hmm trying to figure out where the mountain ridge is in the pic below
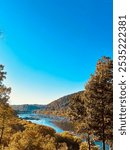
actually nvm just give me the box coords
[11,104,46,113]
[36,91,84,116]
[11,91,84,116]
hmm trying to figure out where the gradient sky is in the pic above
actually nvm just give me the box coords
[0,0,113,105]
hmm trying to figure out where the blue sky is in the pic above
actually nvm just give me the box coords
[0,0,113,104]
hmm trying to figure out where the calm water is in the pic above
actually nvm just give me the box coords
[18,113,110,150]
[18,113,63,133]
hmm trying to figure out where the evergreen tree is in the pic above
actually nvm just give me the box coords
[0,65,12,147]
[0,65,11,104]
[84,57,113,150]
[68,92,93,150]
[69,56,113,150]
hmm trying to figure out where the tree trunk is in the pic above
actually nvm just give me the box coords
[0,115,5,146]
[87,134,91,150]
[102,112,105,150]
[0,127,4,145]
[103,139,105,150]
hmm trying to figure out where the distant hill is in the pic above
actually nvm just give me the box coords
[11,91,84,115]
[36,91,84,116]
[11,104,46,113]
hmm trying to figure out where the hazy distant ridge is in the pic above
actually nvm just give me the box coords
[11,104,46,113]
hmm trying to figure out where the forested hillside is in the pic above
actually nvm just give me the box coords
[36,91,84,116]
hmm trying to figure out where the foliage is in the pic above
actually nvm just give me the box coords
[24,123,56,137]
[0,59,113,150]
[69,57,113,150]
[80,142,89,150]
[6,131,56,150]
[36,91,84,117]
[56,131,81,150]
[0,65,16,148]
[80,142,99,150]
[85,56,113,150]
[0,65,11,104]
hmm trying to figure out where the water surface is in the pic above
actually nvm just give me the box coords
[18,113,63,133]
[18,113,110,150]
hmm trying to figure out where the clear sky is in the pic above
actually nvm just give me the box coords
[0,0,112,105]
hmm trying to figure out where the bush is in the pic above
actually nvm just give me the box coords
[80,142,89,150]
[56,131,81,150]
[6,130,57,150]
[80,142,99,150]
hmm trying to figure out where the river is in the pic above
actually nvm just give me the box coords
[18,113,110,150]
[18,113,64,133]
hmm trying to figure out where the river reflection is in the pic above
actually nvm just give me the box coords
[18,113,64,133]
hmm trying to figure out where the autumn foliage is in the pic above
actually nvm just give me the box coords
[0,57,112,150]
[0,64,100,150]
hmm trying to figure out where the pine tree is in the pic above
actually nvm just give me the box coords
[0,65,11,104]
[0,65,12,147]
[68,92,94,150]
[84,57,113,150]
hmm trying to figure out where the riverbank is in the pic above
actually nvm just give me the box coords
[18,113,111,150]
[50,119,75,132]
[18,113,64,133]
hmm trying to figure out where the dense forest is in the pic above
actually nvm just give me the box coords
[0,56,113,150]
